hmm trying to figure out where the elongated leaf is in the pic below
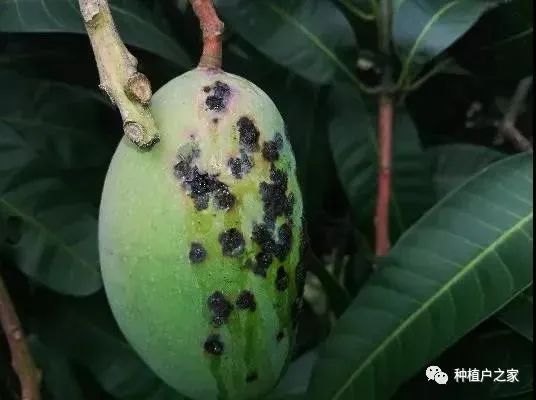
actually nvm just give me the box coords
[139,386,187,400]
[268,351,317,400]
[393,0,501,83]
[497,287,533,341]
[0,0,192,67]
[307,153,533,400]
[36,295,168,399]
[216,0,357,84]
[28,336,85,400]
[392,327,533,399]
[0,72,112,295]
[428,144,505,198]
[329,84,435,240]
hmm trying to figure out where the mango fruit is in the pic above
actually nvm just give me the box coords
[98,68,305,400]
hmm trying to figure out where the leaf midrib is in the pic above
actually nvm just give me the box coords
[397,0,463,85]
[330,212,532,399]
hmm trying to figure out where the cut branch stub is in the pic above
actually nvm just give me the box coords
[78,0,160,149]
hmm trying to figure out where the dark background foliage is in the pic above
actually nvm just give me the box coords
[0,0,533,399]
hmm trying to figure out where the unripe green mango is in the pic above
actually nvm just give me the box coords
[99,68,305,400]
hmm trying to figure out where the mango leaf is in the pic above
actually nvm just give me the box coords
[307,153,533,400]
[0,72,113,295]
[428,144,506,198]
[267,351,317,400]
[36,294,168,399]
[393,0,501,84]
[392,326,533,399]
[28,336,85,400]
[216,0,357,84]
[139,386,187,400]
[0,0,192,67]
[329,83,435,241]
[497,287,533,342]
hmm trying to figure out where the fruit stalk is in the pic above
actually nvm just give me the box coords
[374,0,394,258]
[78,0,159,149]
[0,272,41,400]
[190,0,224,69]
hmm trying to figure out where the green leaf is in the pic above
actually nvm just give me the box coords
[0,0,192,67]
[28,335,85,400]
[497,287,533,342]
[392,326,533,399]
[329,84,435,240]
[36,294,166,399]
[268,351,318,400]
[393,0,501,84]
[309,255,352,317]
[428,144,506,198]
[140,385,187,400]
[307,153,533,400]
[216,0,357,84]
[0,72,112,295]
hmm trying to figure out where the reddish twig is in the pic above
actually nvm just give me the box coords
[375,94,394,256]
[374,0,394,258]
[0,273,41,400]
[190,0,224,69]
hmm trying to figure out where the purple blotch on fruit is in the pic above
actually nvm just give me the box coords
[237,117,260,152]
[205,81,231,111]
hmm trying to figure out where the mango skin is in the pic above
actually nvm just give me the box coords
[98,68,304,400]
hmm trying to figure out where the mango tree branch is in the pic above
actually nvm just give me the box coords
[190,0,224,69]
[497,76,533,152]
[78,0,159,149]
[0,273,41,400]
[374,0,394,258]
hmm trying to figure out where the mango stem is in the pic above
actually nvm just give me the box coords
[78,0,160,149]
[191,0,224,69]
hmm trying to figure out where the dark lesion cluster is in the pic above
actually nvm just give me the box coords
[226,116,260,180]
[192,113,301,375]
[228,149,253,179]
[235,290,257,311]
[203,81,231,112]
[262,132,283,162]
[173,145,236,212]
[219,228,245,257]
[259,167,295,228]
[246,163,296,286]
[203,288,262,384]
[237,117,260,152]
[207,291,234,327]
